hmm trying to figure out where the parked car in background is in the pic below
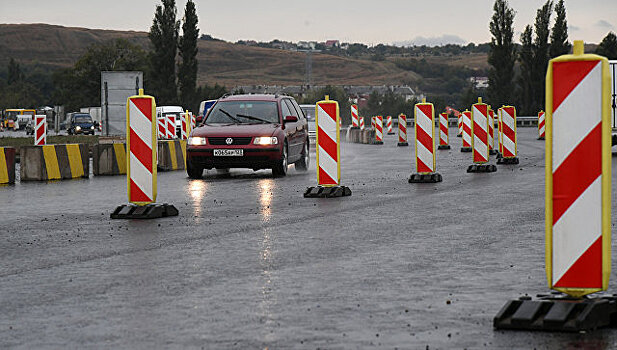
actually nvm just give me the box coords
[186,94,310,178]
[197,100,217,124]
[67,113,96,135]
[157,106,184,137]
[299,104,316,141]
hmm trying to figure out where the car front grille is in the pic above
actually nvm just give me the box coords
[208,137,253,145]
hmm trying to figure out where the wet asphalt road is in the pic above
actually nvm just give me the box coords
[2,127,617,349]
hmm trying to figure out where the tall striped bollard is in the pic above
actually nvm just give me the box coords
[304,95,351,198]
[386,115,394,135]
[166,114,176,139]
[351,104,359,127]
[457,112,463,137]
[494,40,613,332]
[497,106,519,164]
[497,107,504,158]
[181,112,190,140]
[438,112,450,150]
[467,98,496,173]
[538,110,546,140]
[397,114,408,146]
[111,89,178,219]
[460,110,472,152]
[488,108,497,155]
[409,99,442,183]
[359,117,365,130]
[374,116,384,144]
[157,116,166,139]
[34,115,46,146]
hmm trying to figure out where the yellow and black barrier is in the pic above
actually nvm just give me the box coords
[93,143,127,176]
[21,144,89,181]
[157,140,186,171]
[0,147,16,184]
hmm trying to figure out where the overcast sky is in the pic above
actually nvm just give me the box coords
[1,0,615,45]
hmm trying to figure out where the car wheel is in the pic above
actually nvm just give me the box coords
[294,140,309,172]
[187,161,203,179]
[272,142,288,177]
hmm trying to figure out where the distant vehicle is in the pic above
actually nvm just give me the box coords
[299,104,316,141]
[3,109,35,130]
[186,94,310,178]
[157,106,184,137]
[197,99,217,124]
[67,113,96,135]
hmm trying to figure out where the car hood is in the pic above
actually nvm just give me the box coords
[74,122,94,128]
[192,123,278,137]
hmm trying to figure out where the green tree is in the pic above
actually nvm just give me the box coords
[487,0,517,108]
[7,58,23,85]
[531,0,553,113]
[549,0,571,58]
[517,25,534,115]
[178,0,199,110]
[52,39,147,112]
[596,32,617,59]
[149,0,180,105]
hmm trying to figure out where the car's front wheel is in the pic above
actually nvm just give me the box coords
[272,142,288,177]
[187,160,203,179]
[294,140,309,171]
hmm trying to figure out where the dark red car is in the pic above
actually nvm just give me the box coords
[186,94,310,178]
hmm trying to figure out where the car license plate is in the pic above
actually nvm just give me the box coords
[213,149,243,156]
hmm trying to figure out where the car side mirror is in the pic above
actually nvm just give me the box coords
[284,115,298,123]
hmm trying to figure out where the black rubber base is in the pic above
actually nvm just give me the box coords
[397,142,408,147]
[496,152,503,159]
[304,185,352,198]
[497,157,519,165]
[467,164,497,173]
[460,147,472,153]
[373,141,384,145]
[111,203,179,219]
[387,132,395,135]
[457,134,462,137]
[538,136,545,140]
[494,293,617,332]
[438,144,451,150]
[409,173,443,183]
[489,149,497,155]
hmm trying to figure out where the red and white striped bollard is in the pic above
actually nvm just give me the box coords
[398,113,408,146]
[409,99,442,183]
[438,112,450,150]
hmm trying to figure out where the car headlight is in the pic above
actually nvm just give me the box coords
[188,136,207,146]
[75,126,81,131]
[253,136,278,145]
[91,126,95,129]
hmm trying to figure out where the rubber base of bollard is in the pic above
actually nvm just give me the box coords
[111,203,179,219]
[304,185,352,198]
[397,142,409,147]
[467,164,497,173]
[387,132,395,135]
[408,173,443,183]
[489,149,497,155]
[373,141,384,145]
[457,134,462,137]
[494,293,617,332]
[460,147,472,153]
[497,157,519,165]
[496,152,503,159]
[438,145,451,150]
[538,136,545,140]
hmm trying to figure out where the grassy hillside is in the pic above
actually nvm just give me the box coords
[0,24,422,86]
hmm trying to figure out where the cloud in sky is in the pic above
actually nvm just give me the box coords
[595,20,614,29]
[393,35,467,47]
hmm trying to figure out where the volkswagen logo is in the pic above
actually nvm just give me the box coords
[225,137,233,145]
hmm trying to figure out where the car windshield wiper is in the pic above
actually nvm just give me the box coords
[219,109,242,124]
[236,114,271,124]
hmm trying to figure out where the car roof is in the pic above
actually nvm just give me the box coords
[220,94,287,102]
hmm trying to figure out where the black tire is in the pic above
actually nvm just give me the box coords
[187,161,203,179]
[294,140,309,171]
[272,142,288,177]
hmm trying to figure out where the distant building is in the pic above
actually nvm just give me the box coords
[324,40,340,48]
[469,77,489,89]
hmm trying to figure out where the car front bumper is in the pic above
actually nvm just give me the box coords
[187,146,282,170]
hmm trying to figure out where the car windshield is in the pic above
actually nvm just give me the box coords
[301,107,314,120]
[206,101,279,124]
[74,115,92,123]
[162,112,180,119]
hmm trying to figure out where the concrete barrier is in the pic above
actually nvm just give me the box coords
[0,147,16,184]
[158,140,186,171]
[21,144,89,181]
[93,143,127,176]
